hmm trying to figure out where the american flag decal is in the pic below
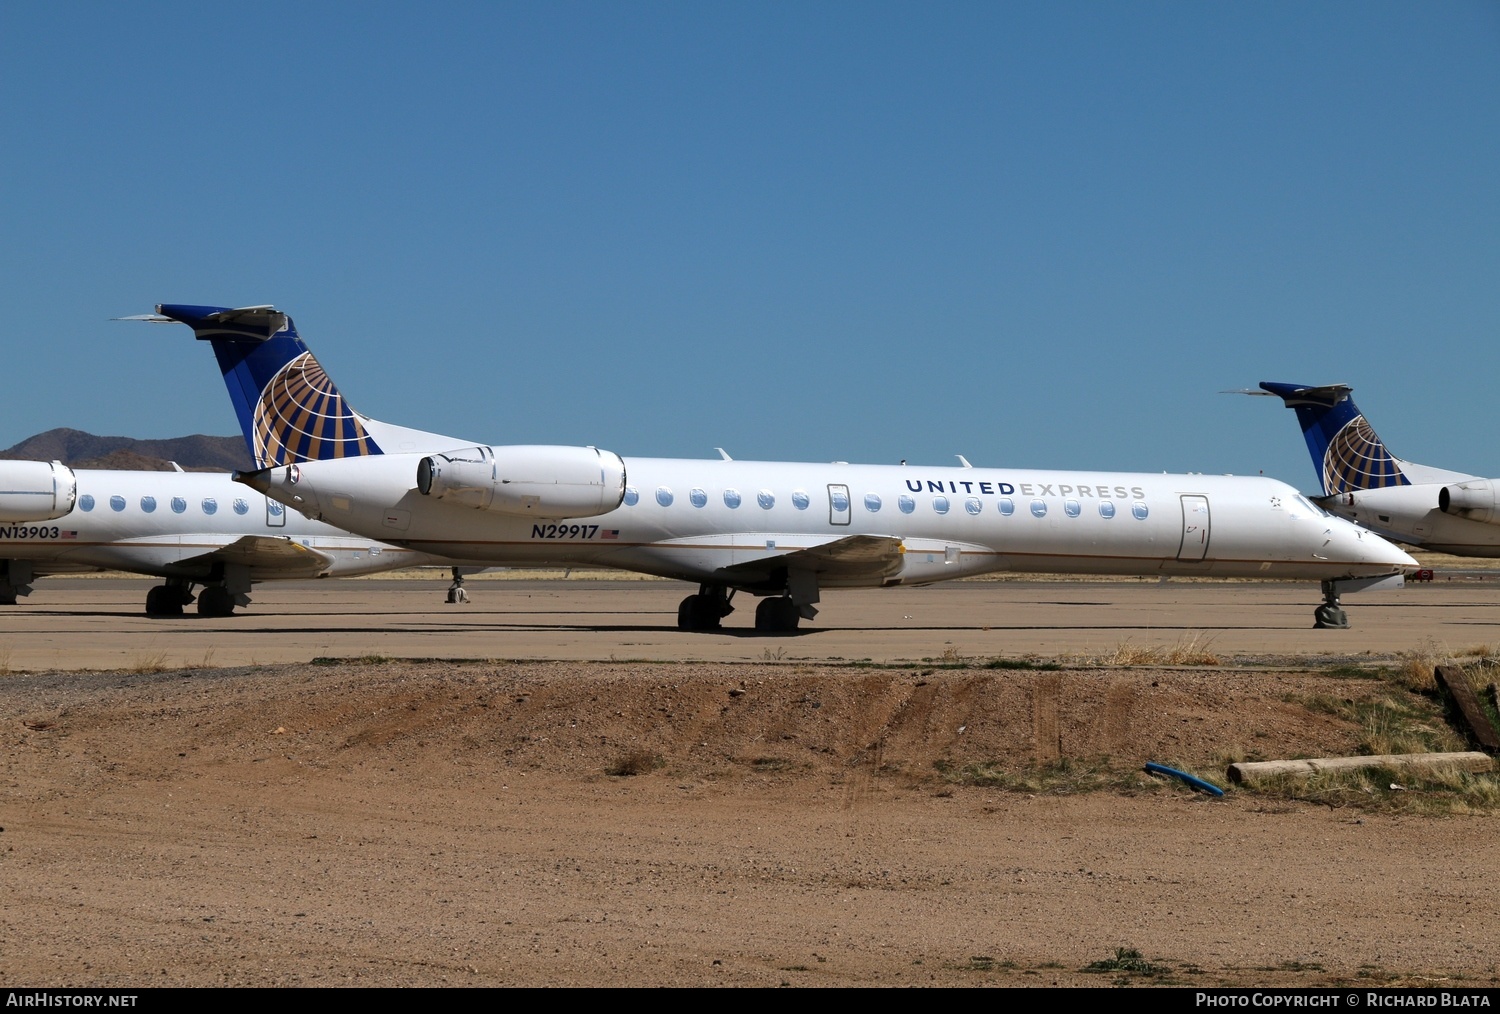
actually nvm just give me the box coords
[601,529,619,540]
[61,530,76,539]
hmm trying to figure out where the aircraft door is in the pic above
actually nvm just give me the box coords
[266,497,286,528]
[828,484,851,526]
[1177,495,1210,561]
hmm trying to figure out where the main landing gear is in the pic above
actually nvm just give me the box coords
[754,596,801,633]
[1314,579,1350,629]
[145,580,195,617]
[145,566,252,618]
[677,584,735,631]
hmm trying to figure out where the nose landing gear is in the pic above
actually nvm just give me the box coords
[1314,579,1350,629]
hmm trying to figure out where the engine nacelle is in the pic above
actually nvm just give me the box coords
[1439,479,1500,525]
[416,444,626,519]
[0,460,77,521]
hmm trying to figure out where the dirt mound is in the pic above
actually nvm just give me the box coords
[6,659,1497,987]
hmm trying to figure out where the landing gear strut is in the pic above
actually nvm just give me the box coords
[446,568,469,604]
[1314,579,1349,629]
[677,584,734,631]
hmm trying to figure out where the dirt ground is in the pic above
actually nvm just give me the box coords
[5,646,1499,987]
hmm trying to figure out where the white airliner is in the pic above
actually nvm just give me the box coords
[0,457,444,615]
[1256,381,1500,557]
[153,304,1415,631]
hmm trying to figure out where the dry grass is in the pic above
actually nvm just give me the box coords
[1393,638,1446,692]
[128,649,170,674]
[1078,633,1221,667]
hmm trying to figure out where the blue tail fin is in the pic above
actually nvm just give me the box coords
[157,304,383,468]
[1258,382,1409,495]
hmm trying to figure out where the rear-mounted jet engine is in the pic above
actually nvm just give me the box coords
[416,444,626,519]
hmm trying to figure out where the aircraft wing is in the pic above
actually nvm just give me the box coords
[717,534,905,585]
[171,535,334,579]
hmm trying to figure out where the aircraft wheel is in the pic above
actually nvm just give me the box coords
[676,594,722,631]
[145,584,184,617]
[754,596,800,633]
[197,586,236,618]
[1313,604,1348,629]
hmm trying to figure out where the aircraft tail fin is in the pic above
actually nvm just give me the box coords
[155,304,384,468]
[1257,382,1410,495]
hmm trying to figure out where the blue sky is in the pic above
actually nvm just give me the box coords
[2,2,1497,488]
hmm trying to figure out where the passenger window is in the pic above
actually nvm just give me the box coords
[724,488,742,509]
[202,498,218,515]
[1132,502,1150,520]
[623,487,639,507]
[1099,500,1116,519]
[268,501,284,517]
[932,496,950,515]
[655,487,674,507]
[864,492,881,512]
[830,488,849,511]
[1064,499,1081,517]
[79,494,95,512]
[140,496,156,513]
[689,488,708,508]
[898,495,915,514]
[757,490,775,510]
[171,497,187,514]
[109,495,126,512]
[965,497,982,515]
[233,498,249,515]
[998,498,1014,516]
[792,490,810,510]
[1030,499,1047,518]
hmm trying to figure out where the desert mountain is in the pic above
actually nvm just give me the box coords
[0,428,250,472]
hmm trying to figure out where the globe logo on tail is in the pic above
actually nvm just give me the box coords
[252,353,382,466]
[1321,415,1407,494]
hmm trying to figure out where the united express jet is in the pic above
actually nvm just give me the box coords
[1258,381,1500,557]
[0,458,448,615]
[155,305,1414,631]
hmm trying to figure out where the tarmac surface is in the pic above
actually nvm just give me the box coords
[2,574,1499,669]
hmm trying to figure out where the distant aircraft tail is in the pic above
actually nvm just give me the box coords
[1257,382,1410,495]
[154,304,383,468]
